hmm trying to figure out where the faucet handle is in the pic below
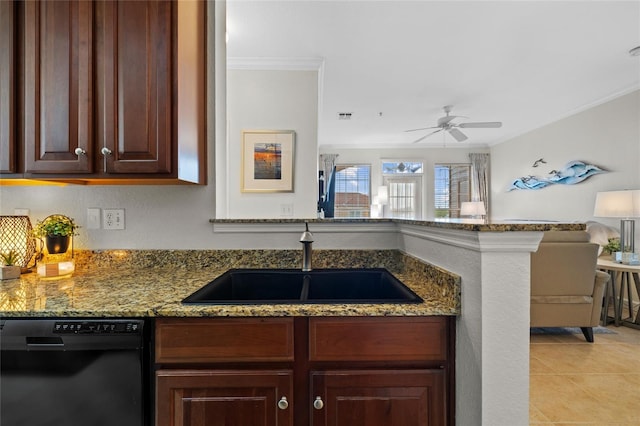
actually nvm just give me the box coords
[300,222,314,243]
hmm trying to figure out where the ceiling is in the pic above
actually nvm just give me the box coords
[226,1,640,149]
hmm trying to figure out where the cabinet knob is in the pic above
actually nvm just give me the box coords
[74,148,86,156]
[313,396,324,410]
[101,147,112,156]
[277,396,289,410]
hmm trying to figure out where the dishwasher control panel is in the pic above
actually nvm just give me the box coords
[53,321,141,334]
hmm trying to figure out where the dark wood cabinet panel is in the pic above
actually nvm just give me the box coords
[0,1,17,174]
[155,318,295,364]
[309,317,448,361]
[156,369,294,426]
[95,0,172,175]
[311,369,446,426]
[22,0,93,174]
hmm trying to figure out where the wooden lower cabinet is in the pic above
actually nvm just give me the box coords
[310,370,445,426]
[154,317,453,426]
[156,370,293,426]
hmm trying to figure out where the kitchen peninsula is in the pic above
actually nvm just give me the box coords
[1,219,582,425]
[208,218,583,426]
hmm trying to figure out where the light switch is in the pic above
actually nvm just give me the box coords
[87,208,101,229]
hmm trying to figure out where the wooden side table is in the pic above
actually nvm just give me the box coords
[597,257,640,329]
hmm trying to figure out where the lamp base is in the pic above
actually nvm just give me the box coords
[620,219,635,253]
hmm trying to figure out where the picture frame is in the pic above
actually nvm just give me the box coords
[241,130,295,192]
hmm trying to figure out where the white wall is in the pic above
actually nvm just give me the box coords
[320,146,489,219]
[224,69,319,219]
[491,90,640,238]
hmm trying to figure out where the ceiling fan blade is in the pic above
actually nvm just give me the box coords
[405,126,439,133]
[458,121,502,128]
[448,128,468,142]
[412,129,443,143]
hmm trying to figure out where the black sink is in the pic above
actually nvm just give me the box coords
[182,268,423,305]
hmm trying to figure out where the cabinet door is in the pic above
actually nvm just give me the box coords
[311,370,446,426]
[156,369,294,426]
[22,0,93,174]
[0,1,16,174]
[96,0,172,175]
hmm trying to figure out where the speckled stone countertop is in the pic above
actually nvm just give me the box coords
[0,250,460,318]
[210,217,585,232]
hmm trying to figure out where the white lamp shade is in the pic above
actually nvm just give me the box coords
[460,201,486,216]
[594,190,640,218]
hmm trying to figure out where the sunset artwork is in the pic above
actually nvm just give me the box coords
[242,130,294,192]
[253,143,282,180]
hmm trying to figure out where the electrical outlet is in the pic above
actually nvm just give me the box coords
[103,209,125,230]
[87,208,101,229]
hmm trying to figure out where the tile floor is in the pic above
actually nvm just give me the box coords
[530,323,640,425]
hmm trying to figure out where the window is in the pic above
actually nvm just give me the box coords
[382,161,423,219]
[434,164,471,218]
[382,161,423,174]
[334,164,371,218]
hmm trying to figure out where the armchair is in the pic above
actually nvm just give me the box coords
[530,231,610,342]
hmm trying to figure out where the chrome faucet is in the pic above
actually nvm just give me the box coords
[300,222,314,271]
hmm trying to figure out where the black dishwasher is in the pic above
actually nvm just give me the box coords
[0,318,148,426]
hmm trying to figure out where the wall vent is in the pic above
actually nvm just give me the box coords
[337,112,353,120]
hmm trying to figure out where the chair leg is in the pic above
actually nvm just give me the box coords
[580,327,594,343]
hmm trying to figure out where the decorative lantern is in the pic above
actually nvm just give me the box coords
[0,216,37,270]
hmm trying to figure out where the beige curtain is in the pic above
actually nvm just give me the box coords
[469,153,490,217]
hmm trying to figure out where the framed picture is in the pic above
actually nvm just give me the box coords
[241,130,295,192]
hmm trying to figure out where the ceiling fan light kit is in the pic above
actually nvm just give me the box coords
[405,105,502,143]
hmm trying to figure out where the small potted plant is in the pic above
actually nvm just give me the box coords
[1,250,21,280]
[33,214,79,254]
[603,237,621,262]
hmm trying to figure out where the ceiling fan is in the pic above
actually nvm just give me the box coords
[405,105,502,143]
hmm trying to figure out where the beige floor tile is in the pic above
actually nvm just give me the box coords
[531,344,638,374]
[529,403,551,423]
[530,356,555,374]
[530,325,640,424]
[565,374,640,422]
[530,375,619,423]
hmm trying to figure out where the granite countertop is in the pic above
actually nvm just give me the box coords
[211,217,585,232]
[0,249,460,318]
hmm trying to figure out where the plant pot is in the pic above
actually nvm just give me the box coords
[46,235,70,254]
[0,265,21,280]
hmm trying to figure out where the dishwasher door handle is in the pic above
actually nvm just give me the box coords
[26,336,65,348]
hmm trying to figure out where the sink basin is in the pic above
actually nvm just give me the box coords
[182,268,423,305]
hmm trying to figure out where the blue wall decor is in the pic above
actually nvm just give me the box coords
[508,160,607,191]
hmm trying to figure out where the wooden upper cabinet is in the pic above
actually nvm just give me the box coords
[15,0,206,183]
[22,0,93,174]
[95,0,172,175]
[0,1,17,174]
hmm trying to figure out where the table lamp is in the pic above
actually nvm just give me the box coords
[460,201,487,220]
[594,190,640,257]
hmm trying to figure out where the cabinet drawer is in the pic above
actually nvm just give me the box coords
[309,317,447,362]
[156,318,294,363]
